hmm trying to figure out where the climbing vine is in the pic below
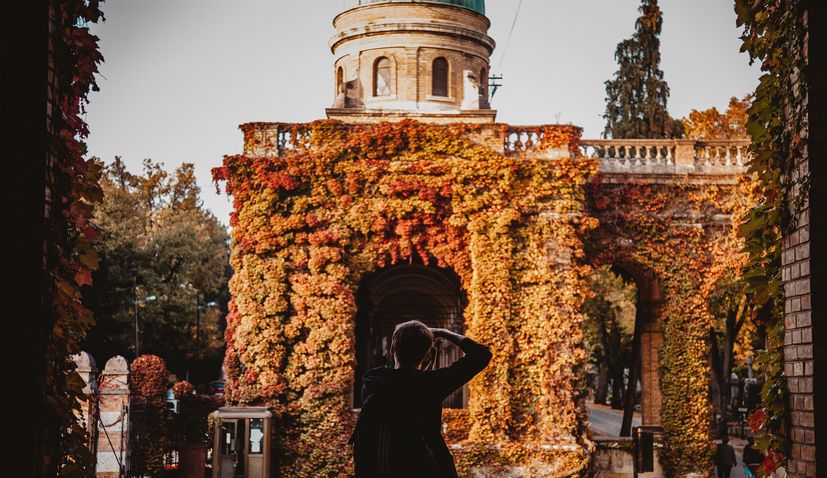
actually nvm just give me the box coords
[735,0,808,473]
[586,176,757,476]
[214,119,596,476]
[43,1,105,477]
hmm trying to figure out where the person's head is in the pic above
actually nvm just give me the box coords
[746,437,754,446]
[391,320,434,370]
[721,436,729,444]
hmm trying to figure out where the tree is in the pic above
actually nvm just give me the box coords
[82,158,231,381]
[682,95,751,140]
[583,266,637,409]
[707,274,762,438]
[603,0,683,139]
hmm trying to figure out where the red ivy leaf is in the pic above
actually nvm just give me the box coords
[74,267,93,287]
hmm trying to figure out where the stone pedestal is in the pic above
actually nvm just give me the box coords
[96,356,130,478]
[71,351,99,450]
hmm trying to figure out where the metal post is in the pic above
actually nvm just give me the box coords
[133,277,140,358]
[195,293,200,388]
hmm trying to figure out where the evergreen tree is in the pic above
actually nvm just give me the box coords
[603,0,682,139]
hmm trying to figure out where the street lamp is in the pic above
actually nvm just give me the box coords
[133,277,156,358]
[195,298,217,388]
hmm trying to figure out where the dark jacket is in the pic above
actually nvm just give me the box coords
[714,442,737,467]
[355,337,492,478]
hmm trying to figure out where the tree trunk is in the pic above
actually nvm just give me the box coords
[620,312,642,436]
[610,367,625,409]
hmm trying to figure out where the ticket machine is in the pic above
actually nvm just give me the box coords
[211,407,272,478]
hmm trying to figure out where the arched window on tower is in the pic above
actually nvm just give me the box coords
[432,57,449,97]
[337,66,345,96]
[373,57,392,97]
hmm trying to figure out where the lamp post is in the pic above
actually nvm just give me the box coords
[133,277,156,358]
[195,296,217,388]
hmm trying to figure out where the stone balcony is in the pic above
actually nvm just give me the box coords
[239,122,750,183]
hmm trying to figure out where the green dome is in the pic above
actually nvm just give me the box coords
[427,0,485,14]
[352,0,485,15]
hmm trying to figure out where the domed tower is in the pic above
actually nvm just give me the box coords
[327,0,496,124]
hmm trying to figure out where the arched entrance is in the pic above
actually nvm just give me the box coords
[585,264,663,436]
[353,264,467,408]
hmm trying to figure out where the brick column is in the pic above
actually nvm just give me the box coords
[96,356,130,478]
[782,4,825,474]
[640,320,663,426]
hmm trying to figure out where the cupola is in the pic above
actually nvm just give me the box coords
[327,0,497,124]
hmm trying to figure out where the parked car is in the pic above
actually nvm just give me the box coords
[206,380,225,398]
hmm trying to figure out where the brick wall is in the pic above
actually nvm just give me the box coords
[783,4,824,475]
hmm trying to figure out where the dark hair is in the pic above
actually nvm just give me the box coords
[391,320,434,369]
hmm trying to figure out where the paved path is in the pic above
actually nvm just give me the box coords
[586,401,641,436]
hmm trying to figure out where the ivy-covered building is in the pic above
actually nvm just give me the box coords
[214,1,767,476]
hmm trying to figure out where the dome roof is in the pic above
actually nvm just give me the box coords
[346,0,485,15]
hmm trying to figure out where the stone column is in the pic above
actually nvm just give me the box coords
[71,351,99,451]
[96,356,130,478]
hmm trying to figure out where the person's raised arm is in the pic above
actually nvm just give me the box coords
[425,328,492,402]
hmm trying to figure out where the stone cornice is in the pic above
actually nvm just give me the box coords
[329,21,496,54]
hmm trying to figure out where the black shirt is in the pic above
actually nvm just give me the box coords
[358,337,492,478]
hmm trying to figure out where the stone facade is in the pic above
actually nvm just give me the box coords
[327,1,496,123]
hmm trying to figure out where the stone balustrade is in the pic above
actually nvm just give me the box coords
[580,138,750,175]
[239,123,751,178]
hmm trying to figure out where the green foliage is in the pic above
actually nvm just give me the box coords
[735,0,807,472]
[582,266,636,407]
[603,0,682,139]
[82,158,231,379]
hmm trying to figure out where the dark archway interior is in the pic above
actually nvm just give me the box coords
[353,263,467,408]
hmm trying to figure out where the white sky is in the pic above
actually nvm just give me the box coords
[86,0,760,225]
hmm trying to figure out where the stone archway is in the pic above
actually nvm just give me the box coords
[353,263,467,408]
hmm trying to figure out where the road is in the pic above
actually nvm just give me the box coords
[586,401,641,436]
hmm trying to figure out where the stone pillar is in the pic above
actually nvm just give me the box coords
[674,140,697,173]
[461,70,481,110]
[71,351,99,451]
[96,356,130,478]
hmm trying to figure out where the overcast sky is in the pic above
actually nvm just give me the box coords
[85,0,760,225]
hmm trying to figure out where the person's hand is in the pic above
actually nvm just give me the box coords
[429,327,451,338]
[429,327,464,345]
